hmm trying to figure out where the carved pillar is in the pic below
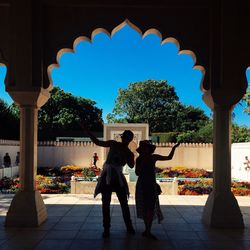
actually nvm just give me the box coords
[5,90,49,227]
[201,0,247,229]
[202,104,244,228]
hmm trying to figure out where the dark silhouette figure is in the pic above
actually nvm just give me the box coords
[15,152,20,166]
[92,152,99,167]
[135,140,180,240]
[3,153,11,168]
[244,156,250,170]
[81,124,135,238]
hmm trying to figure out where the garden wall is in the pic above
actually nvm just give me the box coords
[0,140,213,170]
[154,143,213,170]
[0,166,19,178]
[231,142,250,181]
[38,142,103,168]
[1,140,249,176]
[36,142,213,170]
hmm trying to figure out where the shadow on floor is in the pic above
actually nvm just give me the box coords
[1,198,250,249]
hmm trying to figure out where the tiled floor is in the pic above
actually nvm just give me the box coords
[1,194,250,249]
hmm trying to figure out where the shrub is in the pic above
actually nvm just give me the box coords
[151,132,179,143]
[232,124,250,143]
[82,167,96,177]
[196,122,213,143]
[176,122,213,143]
[10,178,20,193]
[0,177,13,190]
[177,131,197,143]
[37,167,61,176]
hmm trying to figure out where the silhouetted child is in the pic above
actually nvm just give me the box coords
[93,152,99,167]
[135,140,180,240]
[15,152,20,166]
[244,156,250,170]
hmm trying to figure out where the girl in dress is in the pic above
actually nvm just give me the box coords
[135,140,180,240]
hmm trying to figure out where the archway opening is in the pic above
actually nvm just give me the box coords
[47,21,209,143]
[43,21,217,184]
[49,21,206,118]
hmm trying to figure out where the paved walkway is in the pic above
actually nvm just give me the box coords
[1,194,250,250]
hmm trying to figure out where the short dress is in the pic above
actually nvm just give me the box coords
[135,156,164,223]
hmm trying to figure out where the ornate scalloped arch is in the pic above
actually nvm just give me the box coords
[48,19,206,92]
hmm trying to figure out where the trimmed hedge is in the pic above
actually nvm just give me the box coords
[151,132,179,143]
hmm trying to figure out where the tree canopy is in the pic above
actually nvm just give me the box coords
[0,99,19,139]
[1,83,248,143]
[9,87,103,140]
[39,87,103,139]
[243,87,250,114]
[107,80,209,133]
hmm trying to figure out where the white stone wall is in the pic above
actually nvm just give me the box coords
[0,166,19,178]
[37,142,213,169]
[231,143,250,181]
[154,143,213,170]
[0,140,213,169]
[1,140,250,177]
[38,142,103,168]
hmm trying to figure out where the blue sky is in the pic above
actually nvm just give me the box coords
[0,24,249,126]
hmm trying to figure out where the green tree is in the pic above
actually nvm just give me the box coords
[8,87,103,140]
[177,121,213,143]
[243,87,250,114]
[177,131,198,143]
[175,105,209,132]
[0,99,19,139]
[232,124,250,142]
[38,87,103,140]
[107,79,209,133]
[176,122,250,143]
[197,122,213,142]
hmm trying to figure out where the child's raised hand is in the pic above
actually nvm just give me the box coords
[173,142,180,148]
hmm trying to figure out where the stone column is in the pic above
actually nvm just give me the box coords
[5,90,49,227]
[202,105,244,228]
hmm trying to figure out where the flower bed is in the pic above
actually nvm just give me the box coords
[0,175,70,194]
[36,175,70,194]
[38,165,101,178]
[2,166,250,196]
[0,166,101,194]
[155,167,250,196]
[60,165,84,175]
[156,166,212,178]
[178,179,213,195]
[178,179,250,196]
[37,167,61,176]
